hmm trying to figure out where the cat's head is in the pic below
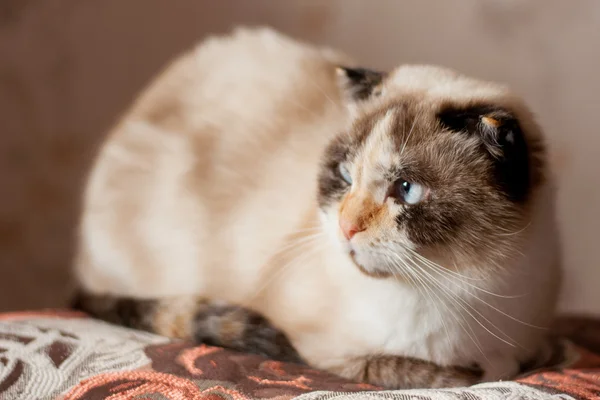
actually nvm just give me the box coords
[317,65,546,279]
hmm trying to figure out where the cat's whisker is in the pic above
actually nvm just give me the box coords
[405,256,522,349]
[399,110,420,156]
[461,288,545,330]
[279,228,324,243]
[431,290,490,363]
[247,238,326,303]
[287,226,323,234]
[388,242,483,281]
[402,246,487,282]
[385,243,539,336]
[385,254,421,291]
[381,249,484,358]
[414,270,516,352]
[403,255,488,362]
[495,221,532,236]
[398,257,454,349]
[407,248,517,297]
[284,230,324,241]
[264,236,326,289]
[272,232,325,257]
[381,250,454,350]
[405,248,542,329]
[378,253,436,345]
[284,97,330,120]
[383,245,518,349]
[250,232,325,301]
[381,253,429,308]
[386,244,503,298]
[428,264,527,300]
[305,78,343,111]
[405,248,527,300]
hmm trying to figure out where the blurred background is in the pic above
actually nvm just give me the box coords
[0,0,598,313]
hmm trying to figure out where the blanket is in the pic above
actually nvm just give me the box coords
[1,310,599,399]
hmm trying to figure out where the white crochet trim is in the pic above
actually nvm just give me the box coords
[293,381,575,400]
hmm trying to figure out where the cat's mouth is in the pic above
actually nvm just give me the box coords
[348,249,391,279]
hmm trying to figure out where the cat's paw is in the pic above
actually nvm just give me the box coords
[192,302,304,364]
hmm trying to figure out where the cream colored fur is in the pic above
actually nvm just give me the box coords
[75,27,560,382]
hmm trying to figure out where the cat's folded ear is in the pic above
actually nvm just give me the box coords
[438,104,544,202]
[438,105,524,157]
[336,66,385,103]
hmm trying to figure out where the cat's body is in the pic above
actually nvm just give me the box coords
[74,28,561,389]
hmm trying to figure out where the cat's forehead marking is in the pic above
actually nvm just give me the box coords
[360,108,397,178]
[352,108,402,203]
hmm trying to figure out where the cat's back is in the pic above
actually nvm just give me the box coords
[76,28,350,299]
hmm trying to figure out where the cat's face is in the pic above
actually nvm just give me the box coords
[317,65,545,278]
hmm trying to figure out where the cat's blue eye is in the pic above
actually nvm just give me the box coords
[395,180,426,205]
[338,162,352,184]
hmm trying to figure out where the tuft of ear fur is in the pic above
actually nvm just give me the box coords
[438,105,537,203]
[336,66,385,102]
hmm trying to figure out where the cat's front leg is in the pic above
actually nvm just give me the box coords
[329,355,483,389]
[191,302,304,364]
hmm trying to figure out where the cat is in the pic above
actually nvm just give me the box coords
[72,27,561,389]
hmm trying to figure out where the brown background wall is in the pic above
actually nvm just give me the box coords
[1,0,598,313]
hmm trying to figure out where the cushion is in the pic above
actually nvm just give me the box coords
[1,310,599,399]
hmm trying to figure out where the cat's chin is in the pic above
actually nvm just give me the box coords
[347,249,392,279]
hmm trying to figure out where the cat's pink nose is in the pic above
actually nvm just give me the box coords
[340,218,365,240]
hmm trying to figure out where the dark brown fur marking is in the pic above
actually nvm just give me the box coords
[438,103,544,203]
[360,355,483,389]
[191,302,303,363]
[71,291,303,364]
[71,291,156,331]
[338,67,385,101]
